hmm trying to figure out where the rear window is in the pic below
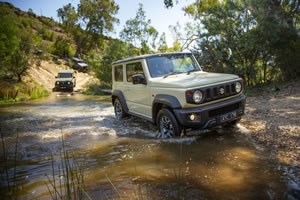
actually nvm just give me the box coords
[114,65,123,82]
[126,62,144,82]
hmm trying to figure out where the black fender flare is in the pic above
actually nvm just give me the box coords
[112,90,129,113]
[152,94,182,123]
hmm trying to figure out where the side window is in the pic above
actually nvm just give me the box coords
[114,65,123,82]
[126,62,145,82]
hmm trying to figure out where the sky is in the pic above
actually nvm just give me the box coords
[3,0,194,46]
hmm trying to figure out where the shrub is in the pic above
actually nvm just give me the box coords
[51,36,75,59]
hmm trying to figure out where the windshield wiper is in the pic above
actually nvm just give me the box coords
[163,71,183,78]
[186,69,199,75]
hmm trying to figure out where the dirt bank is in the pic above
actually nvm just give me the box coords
[240,80,300,165]
[24,59,94,92]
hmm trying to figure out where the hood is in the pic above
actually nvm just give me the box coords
[150,71,239,88]
[56,78,72,82]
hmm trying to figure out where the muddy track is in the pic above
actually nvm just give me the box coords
[24,59,94,92]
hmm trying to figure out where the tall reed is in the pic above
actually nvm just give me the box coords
[45,129,90,200]
[0,127,20,199]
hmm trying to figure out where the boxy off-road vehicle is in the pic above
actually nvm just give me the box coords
[54,70,76,92]
[112,53,246,138]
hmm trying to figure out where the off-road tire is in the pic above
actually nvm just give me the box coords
[114,98,127,120]
[157,108,182,138]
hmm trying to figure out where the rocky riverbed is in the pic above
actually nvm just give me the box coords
[241,80,300,165]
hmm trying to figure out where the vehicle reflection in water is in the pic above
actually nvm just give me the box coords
[0,94,298,199]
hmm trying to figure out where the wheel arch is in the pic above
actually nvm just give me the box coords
[112,90,129,113]
[152,94,182,124]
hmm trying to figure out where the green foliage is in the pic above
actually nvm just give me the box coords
[57,3,78,31]
[51,36,75,58]
[0,5,33,81]
[0,80,49,103]
[88,39,138,87]
[40,17,56,28]
[120,3,158,54]
[57,0,120,56]
[0,7,19,78]
[27,8,35,16]
[79,0,119,34]
[157,32,168,53]
[178,0,300,85]
[42,30,54,41]
[164,0,178,8]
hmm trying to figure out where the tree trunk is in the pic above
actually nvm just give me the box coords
[17,74,22,82]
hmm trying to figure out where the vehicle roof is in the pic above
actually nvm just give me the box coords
[78,63,88,67]
[72,57,84,62]
[58,70,74,73]
[112,52,193,64]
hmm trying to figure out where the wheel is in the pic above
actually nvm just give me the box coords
[157,108,182,138]
[114,98,127,120]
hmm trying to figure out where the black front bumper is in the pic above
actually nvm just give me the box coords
[55,84,73,90]
[173,94,246,129]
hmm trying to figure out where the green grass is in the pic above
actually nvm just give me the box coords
[44,129,91,200]
[82,83,111,96]
[0,81,49,104]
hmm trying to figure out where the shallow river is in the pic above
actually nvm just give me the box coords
[0,93,299,199]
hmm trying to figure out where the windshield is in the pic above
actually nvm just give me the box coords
[146,54,201,78]
[58,73,72,78]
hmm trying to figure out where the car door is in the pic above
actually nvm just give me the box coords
[124,61,151,118]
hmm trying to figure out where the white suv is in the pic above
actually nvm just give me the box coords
[112,53,245,138]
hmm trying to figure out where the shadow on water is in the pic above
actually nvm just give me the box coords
[0,94,299,199]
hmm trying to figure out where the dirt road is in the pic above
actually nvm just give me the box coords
[24,59,94,92]
[241,80,300,165]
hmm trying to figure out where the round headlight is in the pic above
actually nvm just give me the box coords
[68,82,71,85]
[56,82,59,85]
[236,82,242,93]
[193,90,203,103]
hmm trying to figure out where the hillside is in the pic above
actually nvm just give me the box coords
[24,59,94,92]
[0,2,105,102]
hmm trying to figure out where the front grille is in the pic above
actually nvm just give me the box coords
[205,82,236,101]
[208,103,239,118]
[57,81,71,85]
[186,81,242,104]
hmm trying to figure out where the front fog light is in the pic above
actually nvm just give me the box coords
[193,90,203,103]
[190,114,196,121]
[235,82,242,93]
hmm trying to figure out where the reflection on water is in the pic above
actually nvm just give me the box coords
[0,94,299,199]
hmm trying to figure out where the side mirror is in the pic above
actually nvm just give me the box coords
[73,76,75,78]
[55,76,57,78]
[132,74,146,85]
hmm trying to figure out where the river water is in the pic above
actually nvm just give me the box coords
[0,93,299,199]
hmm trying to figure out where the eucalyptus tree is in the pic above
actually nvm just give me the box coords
[57,0,119,56]
[157,32,168,53]
[120,4,158,55]
[171,0,299,84]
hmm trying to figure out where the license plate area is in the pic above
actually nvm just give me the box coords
[220,111,237,123]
